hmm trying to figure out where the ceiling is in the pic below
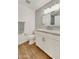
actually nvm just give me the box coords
[18,0,52,10]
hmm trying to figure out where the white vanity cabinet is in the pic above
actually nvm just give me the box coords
[35,30,60,59]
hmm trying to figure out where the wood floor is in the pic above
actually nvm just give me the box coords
[18,41,52,59]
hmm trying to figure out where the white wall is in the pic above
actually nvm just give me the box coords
[18,4,35,44]
[19,4,35,34]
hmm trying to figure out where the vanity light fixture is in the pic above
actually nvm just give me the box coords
[44,3,60,14]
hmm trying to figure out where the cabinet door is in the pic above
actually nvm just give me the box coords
[44,38,60,59]
[41,33,60,59]
[35,31,60,59]
[35,32,45,48]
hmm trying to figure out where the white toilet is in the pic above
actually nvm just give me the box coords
[27,34,35,45]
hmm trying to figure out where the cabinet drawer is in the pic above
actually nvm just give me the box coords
[44,32,59,40]
[35,30,60,40]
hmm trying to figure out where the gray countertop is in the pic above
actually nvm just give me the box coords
[36,28,60,36]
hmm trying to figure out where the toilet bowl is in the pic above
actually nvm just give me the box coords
[27,34,35,45]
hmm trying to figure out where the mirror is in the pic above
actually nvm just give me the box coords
[42,10,60,26]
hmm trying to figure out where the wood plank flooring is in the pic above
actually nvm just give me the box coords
[18,41,52,59]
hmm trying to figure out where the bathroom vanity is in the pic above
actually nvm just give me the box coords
[35,4,60,59]
[35,28,60,59]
